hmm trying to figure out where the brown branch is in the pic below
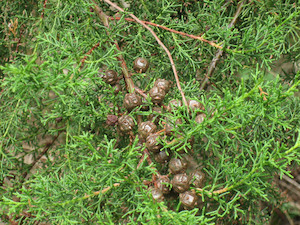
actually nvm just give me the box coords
[80,42,100,68]
[92,1,135,93]
[200,0,245,91]
[101,0,189,110]
[196,186,229,197]
[134,85,148,99]
[137,148,154,170]
[88,183,121,198]
[259,86,268,101]
[108,16,223,50]
[281,174,300,198]
[114,41,135,93]
[21,131,62,180]
[41,0,48,19]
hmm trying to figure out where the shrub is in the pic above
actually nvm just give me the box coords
[0,0,299,224]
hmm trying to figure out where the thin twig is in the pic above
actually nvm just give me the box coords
[196,187,229,197]
[283,209,295,225]
[93,1,135,93]
[88,183,121,198]
[259,86,268,101]
[280,174,300,198]
[80,42,100,68]
[200,1,245,91]
[101,0,189,110]
[55,182,121,207]
[134,85,148,99]
[282,174,300,192]
[289,202,300,212]
[114,41,135,93]
[137,149,154,170]
[41,0,48,19]
[21,131,62,180]
[108,16,223,50]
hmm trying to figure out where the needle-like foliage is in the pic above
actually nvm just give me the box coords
[0,0,299,224]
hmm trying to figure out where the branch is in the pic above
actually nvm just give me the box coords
[92,2,135,93]
[108,16,223,50]
[88,183,121,198]
[282,174,300,197]
[41,0,48,19]
[54,182,122,207]
[200,0,245,91]
[80,42,100,68]
[134,85,148,99]
[196,187,229,197]
[21,131,62,181]
[197,159,258,197]
[101,0,189,110]
[114,41,135,93]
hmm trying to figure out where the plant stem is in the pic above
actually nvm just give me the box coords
[108,16,223,50]
[200,0,245,91]
[93,2,135,93]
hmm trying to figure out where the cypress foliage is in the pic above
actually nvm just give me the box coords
[0,0,299,224]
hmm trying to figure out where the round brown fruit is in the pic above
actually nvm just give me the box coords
[106,114,118,126]
[167,99,182,112]
[195,113,206,124]
[189,169,205,188]
[101,70,118,85]
[188,99,204,112]
[138,121,157,140]
[154,79,172,93]
[123,93,142,112]
[55,117,63,123]
[151,188,164,202]
[168,158,188,175]
[133,57,149,73]
[113,83,122,94]
[154,150,171,163]
[172,173,190,193]
[118,115,135,134]
[145,134,162,153]
[164,118,182,136]
[149,86,166,105]
[179,190,198,209]
[156,176,171,194]
[147,107,163,124]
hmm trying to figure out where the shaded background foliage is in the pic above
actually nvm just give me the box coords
[0,0,300,224]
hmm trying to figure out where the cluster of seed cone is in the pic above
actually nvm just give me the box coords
[100,57,206,209]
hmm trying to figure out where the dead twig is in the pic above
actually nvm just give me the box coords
[200,1,245,91]
[101,0,189,110]
[137,149,153,169]
[283,209,295,225]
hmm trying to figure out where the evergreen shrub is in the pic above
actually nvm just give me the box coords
[0,0,299,224]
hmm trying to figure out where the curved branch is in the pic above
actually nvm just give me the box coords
[108,16,223,50]
[200,0,245,91]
